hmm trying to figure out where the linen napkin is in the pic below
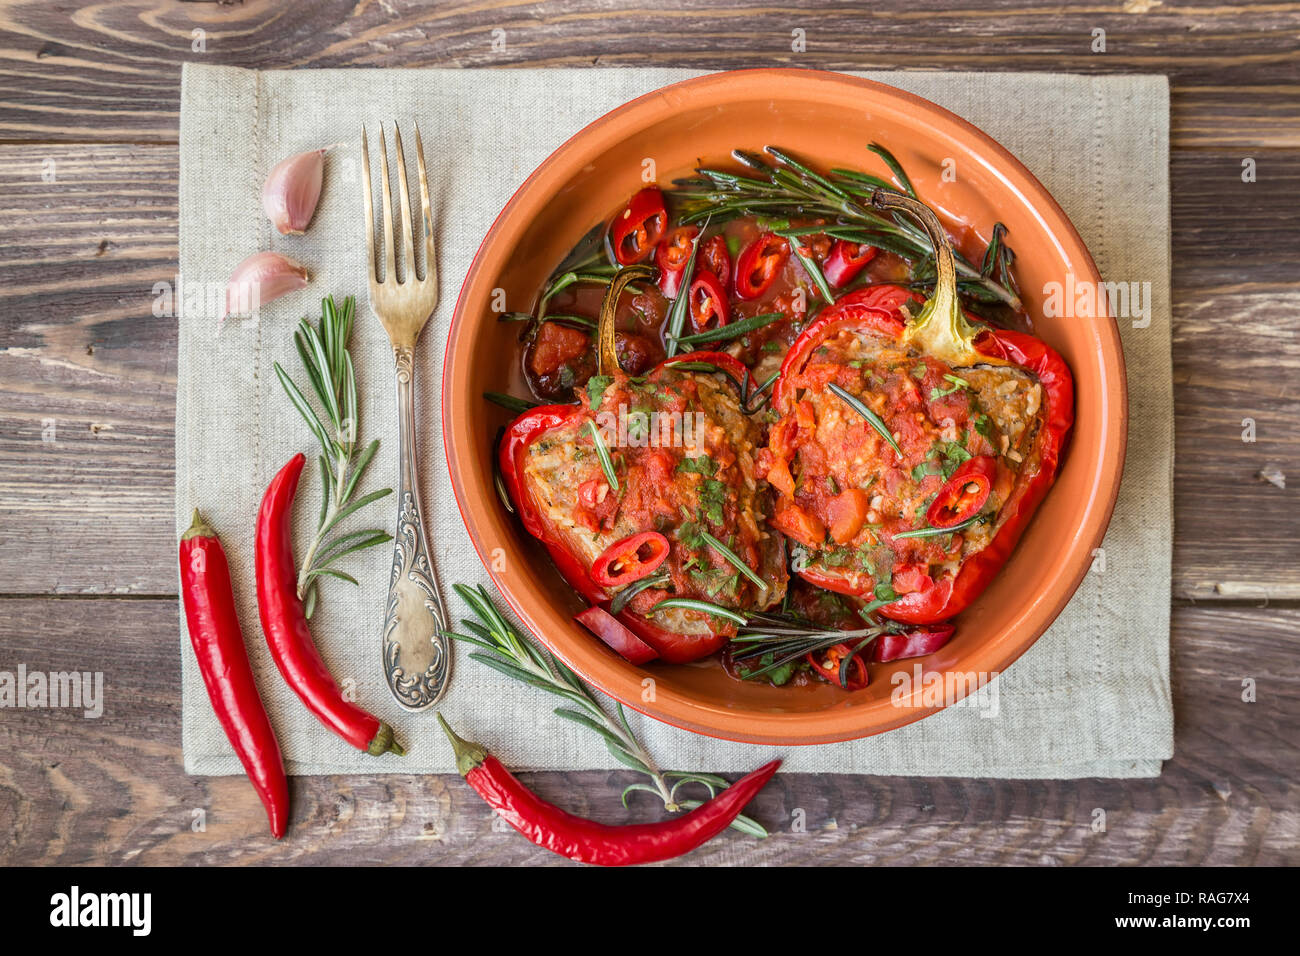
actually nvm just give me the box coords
[178,65,1172,778]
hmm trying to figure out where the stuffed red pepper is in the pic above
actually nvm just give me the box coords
[500,267,788,663]
[757,192,1074,624]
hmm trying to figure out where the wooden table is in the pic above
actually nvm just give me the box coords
[1,0,1296,866]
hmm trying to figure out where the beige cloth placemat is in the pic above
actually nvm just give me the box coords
[178,65,1173,778]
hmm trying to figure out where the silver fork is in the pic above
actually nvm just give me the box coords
[360,122,450,711]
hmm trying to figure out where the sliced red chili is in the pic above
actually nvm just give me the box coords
[822,240,878,288]
[611,187,667,265]
[688,270,730,334]
[590,530,670,587]
[733,233,789,300]
[654,225,699,299]
[699,235,732,295]
[575,606,659,665]
[806,642,869,690]
[926,456,997,529]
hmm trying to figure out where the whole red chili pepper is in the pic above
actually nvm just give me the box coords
[179,509,290,838]
[255,453,404,755]
[438,715,779,865]
[770,192,1074,624]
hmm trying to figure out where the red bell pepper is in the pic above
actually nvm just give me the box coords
[872,624,956,663]
[611,187,667,265]
[769,192,1074,625]
[822,240,878,288]
[575,606,659,665]
[500,264,774,664]
[733,233,789,300]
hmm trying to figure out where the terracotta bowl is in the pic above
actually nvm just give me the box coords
[442,69,1126,745]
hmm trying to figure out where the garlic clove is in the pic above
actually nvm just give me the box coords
[262,147,326,235]
[224,251,309,321]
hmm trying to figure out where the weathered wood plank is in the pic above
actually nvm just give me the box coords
[2,144,1296,596]
[0,0,1296,147]
[0,597,1293,865]
[0,145,176,594]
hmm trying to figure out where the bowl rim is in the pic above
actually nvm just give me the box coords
[441,68,1128,746]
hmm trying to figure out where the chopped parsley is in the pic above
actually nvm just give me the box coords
[699,479,727,526]
[912,461,943,482]
[738,651,798,686]
[586,374,613,407]
[677,454,718,477]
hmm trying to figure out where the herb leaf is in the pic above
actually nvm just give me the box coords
[828,383,904,458]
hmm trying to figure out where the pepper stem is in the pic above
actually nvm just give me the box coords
[181,508,213,541]
[871,190,994,368]
[367,721,405,757]
[596,264,654,376]
[436,713,487,776]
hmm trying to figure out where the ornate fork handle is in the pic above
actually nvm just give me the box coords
[382,344,451,710]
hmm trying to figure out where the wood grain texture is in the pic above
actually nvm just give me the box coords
[0,598,1294,865]
[0,0,1297,147]
[0,0,1297,868]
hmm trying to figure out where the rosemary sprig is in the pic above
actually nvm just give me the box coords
[650,597,749,626]
[442,583,766,837]
[274,295,392,618]
[609,571,670,615]
[828,383,904,458]
[664,218,708,356]
[698,530,768,593]
[586,420,619,492]
[892,515,982,539]
[732,611,895,683]
[675,145,1021,310]
[778,231,836,305]
[668,311,782,347]
[483,391,538,414]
